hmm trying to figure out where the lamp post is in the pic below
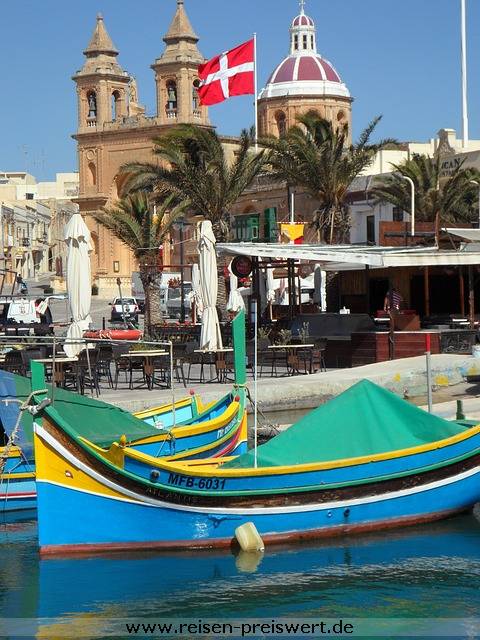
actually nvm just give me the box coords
[399,175,415,237]
[470,180,480,228]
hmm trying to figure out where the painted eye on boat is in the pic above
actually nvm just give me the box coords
[65,470,73,478]
[150,470,160,482]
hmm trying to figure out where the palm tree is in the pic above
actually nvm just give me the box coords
[91,191,185,334]
[372,153,480,224]
[262,111,396,243]
[122,124,267,313]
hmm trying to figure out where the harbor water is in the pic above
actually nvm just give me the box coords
[2,511,480,635]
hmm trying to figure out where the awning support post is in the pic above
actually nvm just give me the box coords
[469,265,475,329]
[424,266,430,317]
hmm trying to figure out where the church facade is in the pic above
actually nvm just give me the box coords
[73,1,352,293]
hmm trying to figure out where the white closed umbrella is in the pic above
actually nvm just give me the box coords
[198,221,222,351]
[265,267,276,320]
[227,260,245,314]
[313,264,327,312]
[191,262,203,322]
[64,213,92,357]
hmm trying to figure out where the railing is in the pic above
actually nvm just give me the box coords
[86,117,97,127]
[193,109,202,118]
[166,109,177,119]
[21,238,30,248]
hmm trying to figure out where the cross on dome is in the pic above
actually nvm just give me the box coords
[299,0,306,14]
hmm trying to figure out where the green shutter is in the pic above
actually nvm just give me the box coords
[264,207,277,242]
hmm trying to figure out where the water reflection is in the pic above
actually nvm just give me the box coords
[1,515,480,625]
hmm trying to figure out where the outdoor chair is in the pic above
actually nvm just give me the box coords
[183,341,207,385]
[150,354,171,388]
[69,349,100,396]
[311,339,327,373]
[112,343,135,389]
[3,350,26,377]
[21,347,47,378]
[95,344,114,389]
[258,337,278,377]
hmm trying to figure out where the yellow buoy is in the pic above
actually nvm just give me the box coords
[235,522,264,552]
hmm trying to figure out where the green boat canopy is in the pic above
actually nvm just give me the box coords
[0,371,160,451]
[223,379,471,469]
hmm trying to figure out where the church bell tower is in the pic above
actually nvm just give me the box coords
[151,0,210,126]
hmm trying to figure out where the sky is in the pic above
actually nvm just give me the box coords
[1,0,480,181]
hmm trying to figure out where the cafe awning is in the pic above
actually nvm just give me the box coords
[216,242,480,270]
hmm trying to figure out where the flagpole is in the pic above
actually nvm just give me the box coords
[461,0,469,148]
[254,32,258,152]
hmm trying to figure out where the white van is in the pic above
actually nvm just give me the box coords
[132,271,183,317]
[0,295,62,335]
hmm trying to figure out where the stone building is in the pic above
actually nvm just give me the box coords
[73,0,358,292]
[72,2,210,295]
[258,2,352,138]
[231,1,352,244]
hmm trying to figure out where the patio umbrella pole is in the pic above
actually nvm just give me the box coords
[85,340,94,397]
[51,335,56,405]
[253,299,258,469]
[170,341,176,429]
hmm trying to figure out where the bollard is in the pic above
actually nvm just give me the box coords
[456,400,466,421]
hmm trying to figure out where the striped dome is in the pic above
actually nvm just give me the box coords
[269,53,341,84]
[259,53,350,100]
[292,13,315,27]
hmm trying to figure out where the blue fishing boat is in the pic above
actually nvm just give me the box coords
[31,320,480,554]
[1,314,249,513]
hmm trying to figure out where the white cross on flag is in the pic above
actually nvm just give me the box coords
[198,39,255,106]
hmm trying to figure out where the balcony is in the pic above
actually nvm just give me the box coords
[166,108,177,120]
[193,109,202,119]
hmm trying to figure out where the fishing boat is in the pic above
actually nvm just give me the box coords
[32,322,480,555]
[1,314,249,514]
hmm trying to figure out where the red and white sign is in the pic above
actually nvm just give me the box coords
[198,39,255,106]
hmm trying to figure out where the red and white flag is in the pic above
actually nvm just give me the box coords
[198,39,255,106]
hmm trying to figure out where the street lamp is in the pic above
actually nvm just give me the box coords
[470,180,480,228]
[399,174,415,237]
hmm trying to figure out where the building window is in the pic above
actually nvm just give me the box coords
[111,90,121,120]
[113,261,120,273]
[366,215,375,244]
[88,162,97,187]
[275,111,287,137]
[303,35,308,49]
[294,35,299,50]
[393,206,404,222]
[25,193,34,200]
[192,82,200,111]
[311,35,314,48]
[87,91,97,120]
[232,214,260,242]
[166,81,177,115]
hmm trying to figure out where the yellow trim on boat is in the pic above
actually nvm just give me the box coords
[129,401,239,445]
[81,402,243,468]
[0,472,35,480]
[133,396,192,420]
[142,423,480,478]
[0,446,22,458]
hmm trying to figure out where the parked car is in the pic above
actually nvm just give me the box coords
[110,297,140,323]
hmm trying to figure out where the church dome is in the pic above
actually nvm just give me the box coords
[259,3,350,100]
[291,13,314,27]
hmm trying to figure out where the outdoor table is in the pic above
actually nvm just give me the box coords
[194,348,234,383]
[33,357,78,387]
[120,350,169,390]
[268,344,314,376]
